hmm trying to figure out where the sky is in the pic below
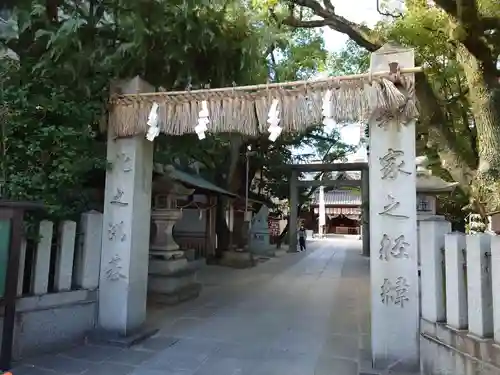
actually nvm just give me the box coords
[300,0,381,161]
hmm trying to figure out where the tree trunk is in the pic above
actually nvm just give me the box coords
[457,45,500,214]
[213,135,245,256]
[277,201,305,247]
[214,195,230,257]
[276,221,289,248]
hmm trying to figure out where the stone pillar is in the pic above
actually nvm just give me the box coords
[445,232,468,329]
[419,216,451,323]
[33,221,53,295]
[98,77,154,336]
[368,45,419,371]
[490,236,500,341]
[54,220,77,291]
[249,206,272,256]
[361,169,370,257]
[288,169,298,252]
[74,211,103,290]
[465,234,493,337]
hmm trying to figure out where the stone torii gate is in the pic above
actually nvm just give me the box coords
[287,162,369,257]
[100,44,421,372]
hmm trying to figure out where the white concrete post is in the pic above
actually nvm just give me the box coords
[32,220,54,295]
[54,220,77,291]
[74,211,103,290]
[420,217,451,322]
[490,235,500,341]
[465,234,493,337]
[445,233,468,329]
[98,77,154,335]
[368,44,419,371]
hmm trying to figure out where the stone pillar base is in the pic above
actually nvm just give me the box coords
[87,326,158,348]
[250,246,276,258]
[219,250,256,269]
[250,246,287,258]
[274,248,287,257]
[148,257,201,305]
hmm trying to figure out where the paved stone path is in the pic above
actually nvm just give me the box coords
[11,239,374,375]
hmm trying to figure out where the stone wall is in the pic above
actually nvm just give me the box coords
[10,211,102,359]
[419,218,500,374]
[8,291,97,359]
[421,319,500,375]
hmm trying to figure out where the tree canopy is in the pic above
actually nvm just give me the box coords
[0,0,353,244]
[270,0,500,216]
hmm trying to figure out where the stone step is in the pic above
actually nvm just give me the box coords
[148,270,197,294]
[148,283,202,305]
[219,251,256,269]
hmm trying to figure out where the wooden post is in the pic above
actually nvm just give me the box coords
[288,169,298,252]
[204,195,211,258]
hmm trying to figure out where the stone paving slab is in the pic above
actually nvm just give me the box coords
[9,240,415,375]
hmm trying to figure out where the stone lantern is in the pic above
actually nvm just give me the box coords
[415,156,458,218]
[148,164,201,304]
[415,156,458,278]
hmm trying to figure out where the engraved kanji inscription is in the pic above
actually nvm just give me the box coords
[379,234,410,261]
[380,277,410,308]
[378,194,409,219]
[105,254,127,281]
[110,188,128,206]
[116,153,132,172]
[379,149,411,179]
[380,279,393,305]
[394,277,410,307]
[108,221,126,242]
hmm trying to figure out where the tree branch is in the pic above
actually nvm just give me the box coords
[434,0,497,67]
[284,0,478,194]
[285,0,382,51]
[416,74,476,169]
[323,0,336,13]
[375,0,403,19]
[282,16,327,28]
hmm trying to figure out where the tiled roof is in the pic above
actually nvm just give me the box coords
[311,189,362,206]
[301,171,361,181]
[332,171,361,180]
[153,164,238,198]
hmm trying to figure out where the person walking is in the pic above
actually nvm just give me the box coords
[298,225,307,251]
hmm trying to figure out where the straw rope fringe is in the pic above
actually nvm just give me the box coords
[108,75,419,137]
